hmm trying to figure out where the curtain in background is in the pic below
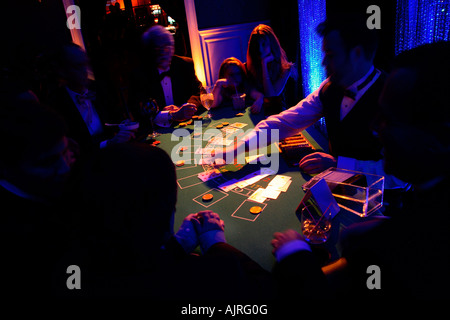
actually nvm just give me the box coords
[395,0,450,54]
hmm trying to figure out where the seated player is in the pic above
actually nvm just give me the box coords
[48,43,136,154]
[271,42,450,299]
[210,57,264,112]
[246,24,295,115]
[0,96,78,296]
[75,142,273,298]
[128,25,201,128]
[223,15,407,192]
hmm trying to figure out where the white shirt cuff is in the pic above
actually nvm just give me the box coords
[155,110,172,128]
[199,230,226,254]
[275,239,311,262]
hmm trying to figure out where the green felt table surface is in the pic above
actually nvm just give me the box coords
[155,107,372,271]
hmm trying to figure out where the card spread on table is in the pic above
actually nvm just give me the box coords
[218,179,239,192]
[309,178,340,219]
[198,169,222,182]
[235,171,269,188]
[275,179,292,192]
[208,136,234,146]
[262,187,281,199]
[268,175,291,188]
[248,188,267,203]
[217,169,272,192]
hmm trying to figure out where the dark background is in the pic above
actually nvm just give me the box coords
[2,0,396,107]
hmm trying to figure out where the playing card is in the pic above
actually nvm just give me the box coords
[235,171,269,188]
[309,178,340,219]
[198,169,222,182]
[248,188,267,203]
[218,179,238,192]
[268,175,291,188]
[275,179,292,192]
[262,187,281,199]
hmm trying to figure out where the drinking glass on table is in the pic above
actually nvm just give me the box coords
[200,86,214,118]
[299,203,332,244]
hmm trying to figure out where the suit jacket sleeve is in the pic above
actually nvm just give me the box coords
[273,250,329,299]
[205,242,274,298]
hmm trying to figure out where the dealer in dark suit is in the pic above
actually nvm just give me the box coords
[128,25,202,128]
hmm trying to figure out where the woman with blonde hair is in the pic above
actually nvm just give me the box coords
[246,24,295,115]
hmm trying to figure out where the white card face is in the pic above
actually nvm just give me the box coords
[262,187,281,199]
[309,178,340,219]
[268,175,291,188]
[218,179,238,192]
[275,179,292,192]
[198,169,221,182]
[235,172,269,188]
[248,188,267,203]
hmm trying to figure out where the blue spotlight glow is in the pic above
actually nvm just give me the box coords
[395,0,450,55]
[298,0,327,96]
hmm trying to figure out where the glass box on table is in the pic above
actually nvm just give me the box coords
[302,167,384,217]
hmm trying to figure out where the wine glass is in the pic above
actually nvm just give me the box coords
[300,203,332,244]
[144,98,160,139]
[200,86,214,118]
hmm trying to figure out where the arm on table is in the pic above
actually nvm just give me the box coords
[225,79,328,159]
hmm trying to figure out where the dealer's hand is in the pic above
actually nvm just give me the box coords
[299,152,337,174]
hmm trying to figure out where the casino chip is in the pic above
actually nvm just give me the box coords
[202,193,214,201]
[216,124,223,129]
[179,122,187,127]
[236,113,244,117]
[175,160,185,167]
[222,122,229,126]
[249,206,262,214]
